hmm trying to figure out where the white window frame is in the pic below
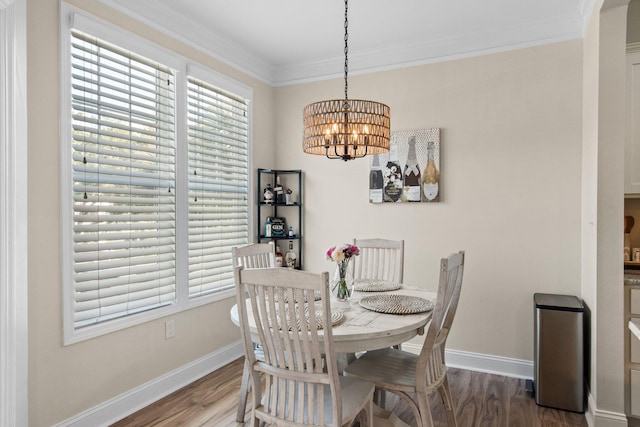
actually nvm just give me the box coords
[60,6,253,344]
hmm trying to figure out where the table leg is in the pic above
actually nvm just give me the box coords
[335,352,357,373]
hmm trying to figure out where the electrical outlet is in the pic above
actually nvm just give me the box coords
[165,319,175,339]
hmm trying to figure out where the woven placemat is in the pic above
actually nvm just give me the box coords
[273,289,322,303]
[353,279,402,292]
[359,294,433,315]
[270,308,344,331]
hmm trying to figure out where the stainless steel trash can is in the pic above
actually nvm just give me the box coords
[533,293,585,413]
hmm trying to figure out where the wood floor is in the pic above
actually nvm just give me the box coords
[111,357,588,427]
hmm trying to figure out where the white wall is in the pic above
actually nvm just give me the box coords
[26,0,276,425]
[275,40,583,361]
[582,0,601,417]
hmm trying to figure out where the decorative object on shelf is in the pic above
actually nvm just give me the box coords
[288,225,294,237]
[625,215,634,259]
[326,243,360,301]
[286,188,294,205]
[285,241,297,269]
[275,245,284,267]
[264,216,272,237]
[302,0,390,162]
[263,183,274,204]
[370,128,441,203]
[274,176,285,204]
[270,217,286,237]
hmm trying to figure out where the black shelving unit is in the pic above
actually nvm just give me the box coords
[257,169,303,269]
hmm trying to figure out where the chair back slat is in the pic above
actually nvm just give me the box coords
[353,238,404,283]
[233,242,276,269]
[416,251,465,392]
[440,252,464,333]
[235,267,343,425]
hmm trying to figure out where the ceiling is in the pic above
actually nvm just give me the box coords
[99,0,594,86]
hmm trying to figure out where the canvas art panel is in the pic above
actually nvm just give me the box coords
[369,128,441,203]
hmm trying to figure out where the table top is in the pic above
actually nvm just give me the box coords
[230,286,435,354]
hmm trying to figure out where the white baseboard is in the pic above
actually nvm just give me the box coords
[55,341,244,427]
[402,343,534,379]
[585,392,627,427]
[57,341,628,427]
[402,344,628,425]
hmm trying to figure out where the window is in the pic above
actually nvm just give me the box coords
[187,77,249,298]
[70,30,177,329]
[63,11,251,343]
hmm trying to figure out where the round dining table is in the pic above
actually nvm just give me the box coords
[229,286,435,355]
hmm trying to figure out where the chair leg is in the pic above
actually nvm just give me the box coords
[438,376,457,426]
[416,391,435,427]
[375,389,386,409]
[236,363,251,422]
[358,399,373,427]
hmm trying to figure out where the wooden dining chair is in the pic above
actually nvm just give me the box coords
[232,242,275,422]
[352,238,404,283]
[235,266,375,426]
[344,251,465,427]
[233,241,276,270]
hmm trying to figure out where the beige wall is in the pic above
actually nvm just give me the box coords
[27,0,276,425]
[275,40,583,359]
[629,0,640,43]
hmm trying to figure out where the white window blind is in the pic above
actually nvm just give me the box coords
[187,76,249,298]
[70,30,177,329]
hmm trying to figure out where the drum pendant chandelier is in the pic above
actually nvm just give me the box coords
[302,0,390,161]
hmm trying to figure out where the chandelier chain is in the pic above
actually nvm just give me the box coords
[344,0,349,100]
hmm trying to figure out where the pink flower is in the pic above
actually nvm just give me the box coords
[326,246,336,260]
[326,244,360,262]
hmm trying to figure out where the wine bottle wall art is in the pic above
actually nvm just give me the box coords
[369,128,441,203]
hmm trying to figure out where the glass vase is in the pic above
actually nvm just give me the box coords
[332,259,353,301]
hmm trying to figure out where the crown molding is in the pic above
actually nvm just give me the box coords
[579,0,597,26]
[274,15,584,85]
[96,0,585,87]
[95,0,276,84]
